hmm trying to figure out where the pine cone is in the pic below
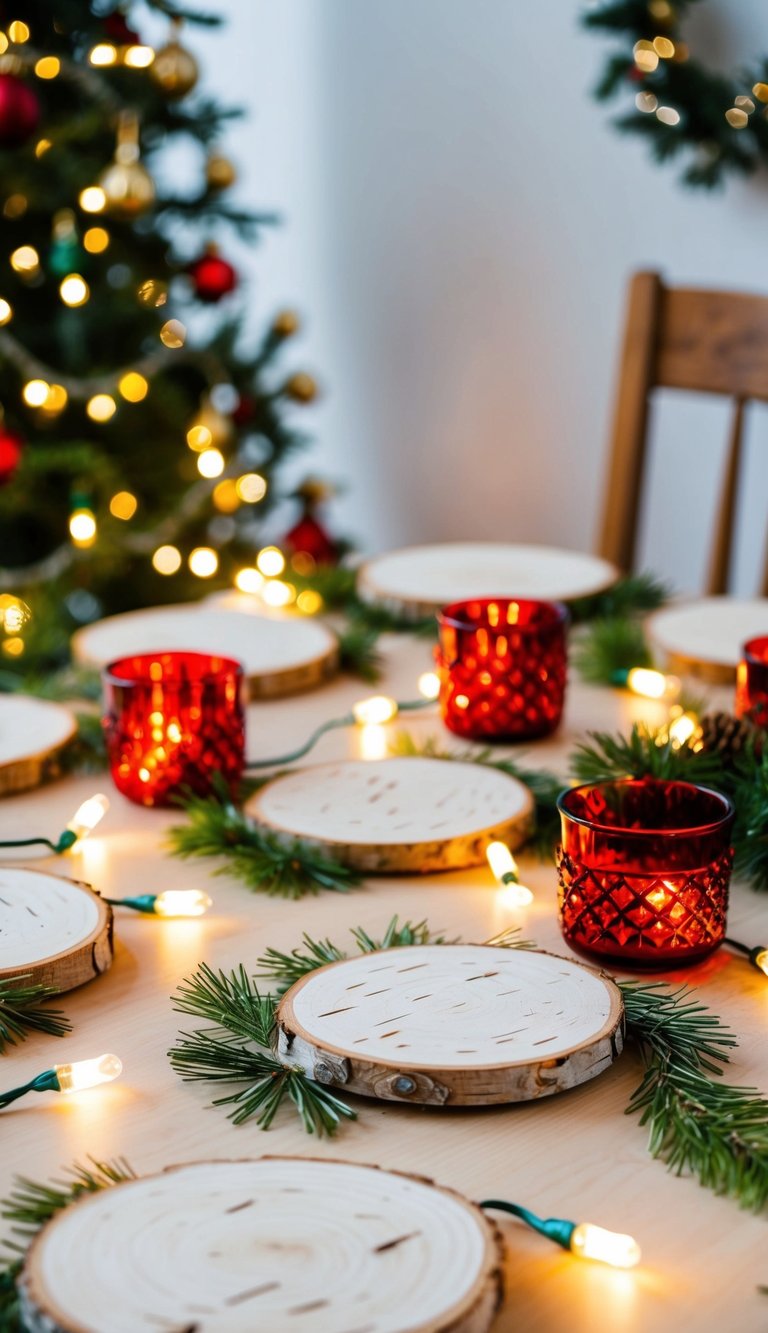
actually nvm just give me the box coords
[698,711,759,763]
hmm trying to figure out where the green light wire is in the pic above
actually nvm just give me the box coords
[480,1199,575,1250]
[103,894,159,916]
[244,698,431,770]
[0,829,77,855]
[0,1067,60,1109]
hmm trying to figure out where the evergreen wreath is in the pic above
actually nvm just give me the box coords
[583,1,768,187]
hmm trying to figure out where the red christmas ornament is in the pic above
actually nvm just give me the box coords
[103,11,141,45]
[0,428,23,485]
[0,75,40,148]
[231,392,256,427]
[188,246,238,303]
[284,482,338,565]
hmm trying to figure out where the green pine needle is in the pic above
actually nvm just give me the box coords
[390,730,563,858]
[572,616,651,686]
[569,723,726,788]
[568,571,671,623]
[168,790,359,898]
[256,916,460,995]
[335,620,383,683]
[730,746,768,892]
[0,977,71,1054]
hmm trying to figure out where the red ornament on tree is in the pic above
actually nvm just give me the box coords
[188,244,238,303]
[231,392,256,427]
[0,75,40,148]
[103,11,141,45]
[0,428,23,485]
[284,480,338,566]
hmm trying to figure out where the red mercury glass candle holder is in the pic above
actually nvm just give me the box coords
[102,651,245,807]
[735,635,768,729]
[435,598,567,741]
[556,778,734,968]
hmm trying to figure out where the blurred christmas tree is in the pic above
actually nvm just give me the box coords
[0,1,322,673]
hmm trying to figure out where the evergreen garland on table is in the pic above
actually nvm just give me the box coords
[0,977,70,1054]
[168,920,768,1211]
[583,0,768,188]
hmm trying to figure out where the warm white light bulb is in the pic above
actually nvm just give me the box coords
[67,793,109,842]
[626,667,680,701]
[417,671,441,700]
[754,948,768,978]
[256,545,285,577]
[668,712,699,749]
[234,567,263,594]
[352,695,398,725]
[569,1222,641,1269]
[486,841,534,907]
[153,890,212,918]
[55,1053,123,1093]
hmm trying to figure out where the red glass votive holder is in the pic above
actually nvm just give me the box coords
[735,635,768,729]
[102,651,245,807]
[436,598,567,741]
[557,778,734,967]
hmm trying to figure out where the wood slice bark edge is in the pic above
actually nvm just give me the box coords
[0,870,113,994]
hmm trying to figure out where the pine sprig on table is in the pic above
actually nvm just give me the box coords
[390,731,563,857]
[730,747,768,893]
[60,711,108,775]
[0,977,71,1053]
[0,1159,135,1329]
[622,983,768,1210]
[572,616,651,685]
[167,789,359,899]
[334,621,384,683]
[169,965,356,1134]
[570,723,726,788]
[568,571,671,623]
[256,917,459,995]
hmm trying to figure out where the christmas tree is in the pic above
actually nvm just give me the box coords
[0,1,320,674]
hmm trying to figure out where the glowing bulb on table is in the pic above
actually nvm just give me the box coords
[261,579,295,607]
[234,567,263,594]
[353,695,398,725]
[486,841,534,907]
[417,671,441,701]
[668,711,700,749]
[152,890,212,918]
[569,1222,641,1269]
[67,793,109,845]
[625,667,680,701]
[54,1053,122,1093]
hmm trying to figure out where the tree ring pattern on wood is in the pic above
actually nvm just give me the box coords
[20,1157,504,1333]
[277,945,624,1106]
[246,757,535,873]
[0,866,113,993]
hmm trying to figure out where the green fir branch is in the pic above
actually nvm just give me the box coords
[0,977,70,1054]
[335,621,383,683]
[168,789,359,899]
[390,730,563,857]
[568,572,671,623]
[730,747,768,892]
[256,916,460,995]
[569,723,726,788]
[572,616,651,685]
[59,711,108,775]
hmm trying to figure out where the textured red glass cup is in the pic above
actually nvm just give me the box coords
[436,598,567,741]
[102,651,245,807]
[556,778,734,967]
[735,635,768,729]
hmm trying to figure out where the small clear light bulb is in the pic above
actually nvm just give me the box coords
[486,841,534,907]
[153,890,212,918]
[626,667,680,701]
[67,794,110,843]
[569,1222,641,1269]
[417,671,441,701]
[753,948,768,977]
[54,1053,123,1094]
[352,695,398,725]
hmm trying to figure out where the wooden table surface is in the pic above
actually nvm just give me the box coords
[2,632,767,1333]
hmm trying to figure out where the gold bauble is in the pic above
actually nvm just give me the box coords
[206,152,237,190]
[285,372,317,403]
[98,158,155,219]
[273,309,300,338]
[192,397,234,449]
[151,39,199,98]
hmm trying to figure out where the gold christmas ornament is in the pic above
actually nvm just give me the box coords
[188,396,233,451]
[284,371,317,403]
[273,309,300,338]
[206,151,237,190]
[99,111,154,219]
[151,20,199,99]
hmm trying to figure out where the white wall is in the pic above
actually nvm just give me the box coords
[196,0,768,593]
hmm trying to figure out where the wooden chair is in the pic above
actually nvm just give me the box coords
[598,270,768,594]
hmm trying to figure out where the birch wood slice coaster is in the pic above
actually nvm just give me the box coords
[245,757,534,872]
[357,542,618,621]
[0,695,77,797]
[648,596,768,683]
[0,866,113,993]
[72,603,338,699]
[20,1156,504,1333]
[278,945,623,1106]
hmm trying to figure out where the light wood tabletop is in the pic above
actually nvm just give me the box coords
[1,632,766,1333]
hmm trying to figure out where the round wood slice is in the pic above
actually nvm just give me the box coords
[245,757,535,873]
[72,603,338,700]
[0,867,113,994]
[278,945,624,1106]
[0,695,77,797]
[20,1157,504,1333]
[648,597,768,683]
[357,542,618,621]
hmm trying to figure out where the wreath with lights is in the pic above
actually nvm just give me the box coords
[583,0,768,187]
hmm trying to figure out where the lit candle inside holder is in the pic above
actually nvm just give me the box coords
[102,652,245,807]
[556,778,734,967]
[735,635,768,729]
[436,599,567,741]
